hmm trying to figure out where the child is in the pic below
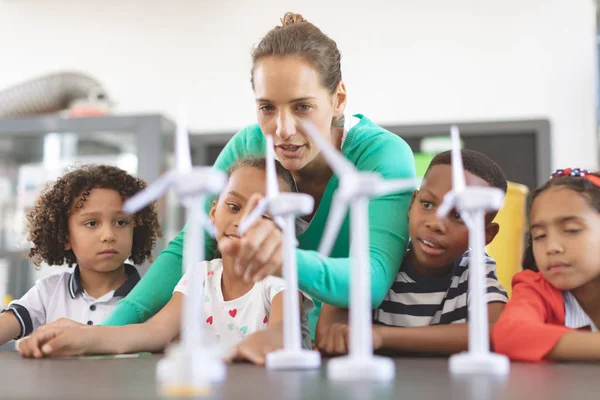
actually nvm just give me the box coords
[17,157,312,365]
[493,168,600,362]
[0,164,161,346]
[317,149,509,355]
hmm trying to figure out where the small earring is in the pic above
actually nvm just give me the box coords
[332,115,345,128]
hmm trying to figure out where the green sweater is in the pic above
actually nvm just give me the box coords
[103,114,416,335]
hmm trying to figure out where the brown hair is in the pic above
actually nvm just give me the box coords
[26,164,162,268]
[251,12,342,94]
[227,156,297,192]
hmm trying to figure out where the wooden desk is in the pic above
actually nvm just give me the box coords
[0,351,599,400]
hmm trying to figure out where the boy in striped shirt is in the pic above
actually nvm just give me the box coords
[316,149,509,355]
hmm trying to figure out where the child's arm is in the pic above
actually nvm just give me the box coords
[224,292,285,365]
[0,312,22,346]
[265,290,307,328]
[19,292,184,358]
[226,290,309,365]
[372,258,508,355]
[492,271,573,361]
[546,331,600,361]
[373,302,505,355]
[317,303,505,355]
[267,291,287,327]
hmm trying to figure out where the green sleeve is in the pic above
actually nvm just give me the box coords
[102,126,263,326]
[297,135,415,309]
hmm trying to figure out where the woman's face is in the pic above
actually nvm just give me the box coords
[252,56,346,172]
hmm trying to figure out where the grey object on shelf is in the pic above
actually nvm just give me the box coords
[0,72,112,118]
[0,113,174,184]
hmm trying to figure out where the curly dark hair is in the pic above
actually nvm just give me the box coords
[26,164,162,268]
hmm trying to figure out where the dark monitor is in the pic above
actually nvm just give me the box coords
[189,133,235,167]
[384,119,551,191]
[189,119,551,192]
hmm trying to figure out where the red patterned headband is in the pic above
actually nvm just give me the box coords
[550,168,600,186]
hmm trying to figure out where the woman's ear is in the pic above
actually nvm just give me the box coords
[333,81,347,119]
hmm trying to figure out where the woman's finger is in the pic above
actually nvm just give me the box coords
[251,240,283,282]
[236,219,277,277]
[244,229,281,281]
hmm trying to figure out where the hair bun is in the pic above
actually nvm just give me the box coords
[280,12,307,27]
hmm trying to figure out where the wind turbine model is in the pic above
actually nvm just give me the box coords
[301,120,417,381]
[436,126,509,375]
[237,135,321,370]
[123,109,228,395]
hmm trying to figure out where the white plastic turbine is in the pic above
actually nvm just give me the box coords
[436,125,509,376]
[301,120,417,381]
[123,108,228,395]
[237,135,321,370]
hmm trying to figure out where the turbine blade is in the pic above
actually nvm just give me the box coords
[123,170,175,214]
[450,125,466,193]
[372,178,417,196]
[174,106,192,173]
[436,192,457,219]
[237,198,269,235]
[198,207,216,238]
[265,135,280,199]
[318,192,348,256]
[300,120,355,175]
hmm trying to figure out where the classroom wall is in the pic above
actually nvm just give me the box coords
[0,0,597,170]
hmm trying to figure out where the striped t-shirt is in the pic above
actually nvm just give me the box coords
[374,247,508,327]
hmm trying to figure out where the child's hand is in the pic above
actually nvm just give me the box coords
[316,322,350,355]
[223,323,283,365]
[317,323,386,355]
[19,326,91,358]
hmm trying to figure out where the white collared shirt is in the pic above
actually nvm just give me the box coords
[563,291,598,332]
[2,264,140,339]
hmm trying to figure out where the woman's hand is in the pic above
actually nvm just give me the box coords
[219,193,284,282]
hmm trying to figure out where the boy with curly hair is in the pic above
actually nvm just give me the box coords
[0,165,161,346]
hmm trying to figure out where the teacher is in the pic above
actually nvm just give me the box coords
[103,12,416,336]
